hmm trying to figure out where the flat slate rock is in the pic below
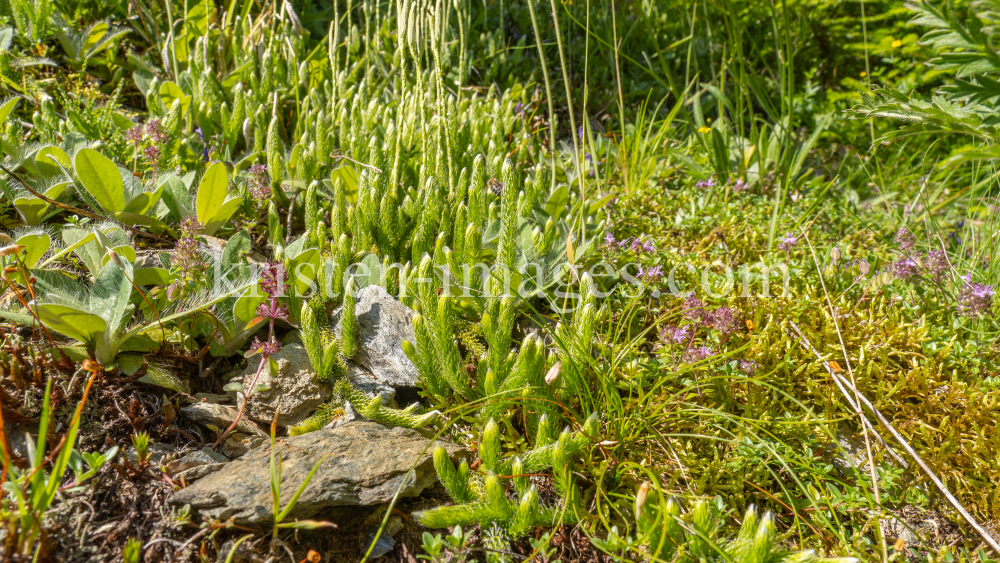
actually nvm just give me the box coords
[168,421,467,526]
[331,285,420,388]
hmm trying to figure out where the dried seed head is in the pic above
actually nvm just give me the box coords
[544,361,561,385]
[830,246,842,264]
[635,481,651,518]
[0,245,25,257]
[858,260,870,276]
[107,249,124,268]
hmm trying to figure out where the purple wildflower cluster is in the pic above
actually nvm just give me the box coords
[732,178,748,192]
[166,217,208,300]
[682,294,705,321]
[778,233,798,252]
[684,346,715,362]
[738,359,759,375]
[958,275,996,317]
[695,177,716,189]
[143,145,162,168]
[636,264,664,282]
[602,232,655,254]
[923,250,949,278]
[144,119,168,144]
[710,306,740,335]
[894,228,916,252]
[891,257,918,279]
[659,325,691,344]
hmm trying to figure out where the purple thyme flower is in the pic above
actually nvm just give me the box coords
[695,178,716,189]
[256,299,290,322]
[143,145,161,167]
[778,233,798,252]
[682,294,705,322]
[659,325,691,344]
[738,359,759,375]
[923,250,949,279]
[250,336,282,358]
[958,276,995,317]
[630,239,644,253]
[892,257,919,279]
[259,260,288,299]
[604,232,616,246]
[646,264,664,281]
[894,228,916,252]
[710,307,739,335]
[642,241,656,253]
[126,125,144,146]
[733,178,747,192]
[683,346,715,363]
[514,102,525,115]
[144,119,167,144]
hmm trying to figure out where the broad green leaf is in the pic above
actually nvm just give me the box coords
[0,96,19,125]
[75,148,125,213]
[159,81,190,115]
[13,198,51,226]
[196,161,230,225]
[90,257,134,333]
[156,173,192,221]
[34,145,71,177]
[134,268,174,286]
[111,113,134,130]
[587,193,616,215]
[15,233,51,269]
[33,303,107,345]
[289,249,321,295]
[116,212,177,237]
[201,196,241,235]
[132,69,154,96]
[544,185,570,219]
[330,165,359,203]
[185,0,211,35]
[139,363,189,393]
[101,245,137,267]
[122,180,166,215]
[234,290,265,330]
[222,230,251,268]
[117,353,144,376]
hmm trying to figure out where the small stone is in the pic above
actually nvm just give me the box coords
[164,447,229,475]
[176,463,228,482]
[331,285,420,388]
[222,432,268,458]
[180,402,265,436]
[348,361,396,408]
[240,344,332,427]
[168,421,468,525]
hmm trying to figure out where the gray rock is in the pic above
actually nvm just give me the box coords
[222,432,268,458]
[168,421,468,526]
[347,361,396,408]
[180,402,265,436]
[164,447,229,475]
[331,285,420,388]
[239,344,332,427]
[176,463,228,482]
